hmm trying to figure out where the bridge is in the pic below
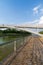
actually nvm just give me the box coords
[0,24,43,28]
[0,24,43,37]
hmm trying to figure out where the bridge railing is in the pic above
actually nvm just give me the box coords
[0,36,30,65]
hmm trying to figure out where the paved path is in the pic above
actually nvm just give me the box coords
[10,36,43,65]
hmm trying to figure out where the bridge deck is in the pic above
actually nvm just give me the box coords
[9,36,43,65]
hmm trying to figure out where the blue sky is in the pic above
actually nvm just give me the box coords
[0,0,43,25]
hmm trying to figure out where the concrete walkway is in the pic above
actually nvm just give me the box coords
[9,36,43,65]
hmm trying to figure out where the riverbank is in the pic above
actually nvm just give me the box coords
[0,28,31,37]
[39,31,43,34]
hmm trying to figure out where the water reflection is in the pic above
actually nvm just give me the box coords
[0,36,15,44]
[25,28,43,32]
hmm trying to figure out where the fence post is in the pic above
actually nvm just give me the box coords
[20,38,23,45]
[14,41,16,52]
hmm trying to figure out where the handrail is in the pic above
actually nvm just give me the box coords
[0,36,24,46]
[0,38,16,46]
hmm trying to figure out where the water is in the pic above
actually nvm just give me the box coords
[25,28,43,32]
[0,36,16,44]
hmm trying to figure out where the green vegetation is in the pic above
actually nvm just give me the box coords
[0,28,31,36]
[39,31,43,34]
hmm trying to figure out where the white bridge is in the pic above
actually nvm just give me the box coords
[0,24,43,37]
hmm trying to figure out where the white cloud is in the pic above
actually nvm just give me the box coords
[33,16,43,24]
[33,4,43,24]
[33,5,41,14]
[21,16,43,25]
[39,16,43,24]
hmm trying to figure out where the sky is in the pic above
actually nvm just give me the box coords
[0,0,43,25]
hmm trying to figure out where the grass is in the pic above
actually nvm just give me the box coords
[39,31,43,34]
